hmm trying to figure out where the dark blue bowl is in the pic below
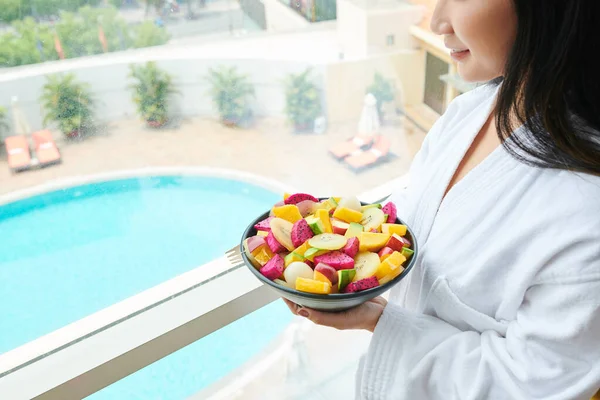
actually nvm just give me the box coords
[240,201,418,311]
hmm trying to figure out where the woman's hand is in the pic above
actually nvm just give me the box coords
[283,297,388,332]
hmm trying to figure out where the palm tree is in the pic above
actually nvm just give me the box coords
[206,66,255,127]
[40,73,94,138]
[283,68,322,132]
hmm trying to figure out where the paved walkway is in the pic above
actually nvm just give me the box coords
[0,115,425,198]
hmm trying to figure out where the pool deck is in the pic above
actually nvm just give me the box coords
[0,116,425,199]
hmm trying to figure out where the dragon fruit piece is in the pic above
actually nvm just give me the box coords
[260,254,284,280]
[284,193,319,205]
[342,237,359,258]
[314,251,354,270]
[291,218,314,248]
[254,216,274,231]
[315,263,338,284]
[343,276,379,293]
[382,202,397,223]
[266,230,287,253]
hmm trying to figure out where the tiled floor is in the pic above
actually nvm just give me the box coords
[0,115,426,199]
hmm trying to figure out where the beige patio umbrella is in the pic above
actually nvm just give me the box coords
[357,92,381,137]
[11,96,31,137]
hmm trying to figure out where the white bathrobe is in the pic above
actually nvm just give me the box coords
[356,84,600,400]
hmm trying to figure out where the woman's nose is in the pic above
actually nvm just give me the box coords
[430,1,453,35]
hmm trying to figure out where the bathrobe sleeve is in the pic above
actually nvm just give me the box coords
[358,233,600,400]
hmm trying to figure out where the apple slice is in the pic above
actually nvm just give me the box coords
[386,233,407,252]
[315,262,338,284]
[332,219,350,235]
[245,236,266,253]
[314,270,332,285]
[378,246,394,262]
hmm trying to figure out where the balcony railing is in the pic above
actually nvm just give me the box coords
[0,174,408,399]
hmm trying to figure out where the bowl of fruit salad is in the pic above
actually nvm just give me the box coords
[240,193,418,312]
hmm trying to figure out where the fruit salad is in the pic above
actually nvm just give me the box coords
[242,193,414,295]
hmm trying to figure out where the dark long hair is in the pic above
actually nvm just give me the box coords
[495,0,600,176]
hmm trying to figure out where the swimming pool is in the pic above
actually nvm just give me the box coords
[0,174,294,398]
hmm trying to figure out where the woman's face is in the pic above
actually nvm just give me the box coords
[431,0,518,82]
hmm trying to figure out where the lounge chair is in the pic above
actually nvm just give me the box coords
[32,130,61,167]
[329,135,374,160]
[344,135,392,172]
[4,135,32,173]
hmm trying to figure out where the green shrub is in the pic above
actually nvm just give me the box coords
[40,73,95,138]
[129,62,176,126]
[0,106,9,140]
[206,66,255,126]
[0,4,169,69]
[0,0,26,23]
[366,72,395,119]
[132,21,170,48]
[283,68,322,131]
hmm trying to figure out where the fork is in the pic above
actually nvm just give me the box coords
[225,244,245,268]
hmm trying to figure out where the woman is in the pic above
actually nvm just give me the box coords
[285,0,600,398]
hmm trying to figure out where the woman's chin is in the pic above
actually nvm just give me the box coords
[457,64,496,84]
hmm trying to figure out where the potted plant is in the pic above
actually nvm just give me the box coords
[366,72,395,122]
[0,106,9,145]
[41,73,94,139]
[283,68,322,133]
[206,66,255,127]
[129,62,175,128]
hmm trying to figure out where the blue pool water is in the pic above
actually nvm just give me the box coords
[0,175,294,398]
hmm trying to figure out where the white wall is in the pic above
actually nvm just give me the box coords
[366,6,423,54]
[337,0,423,59]
[336,0,368,59]
[0,57,326,137]
[263,0,311,32]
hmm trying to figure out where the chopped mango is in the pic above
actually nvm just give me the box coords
[315,208,333,233]
[375,251,406,280]
[293,242,312,257]
[359,232,391,252]
[296,277,332,294]
[283,192,292,200]
[378,266,404,285]
[253,246,275,266]
[385,250,407,267]
[332,207,363,223]
[272,205,303,223]
[381,223,407,236]
[256,230,269,237]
